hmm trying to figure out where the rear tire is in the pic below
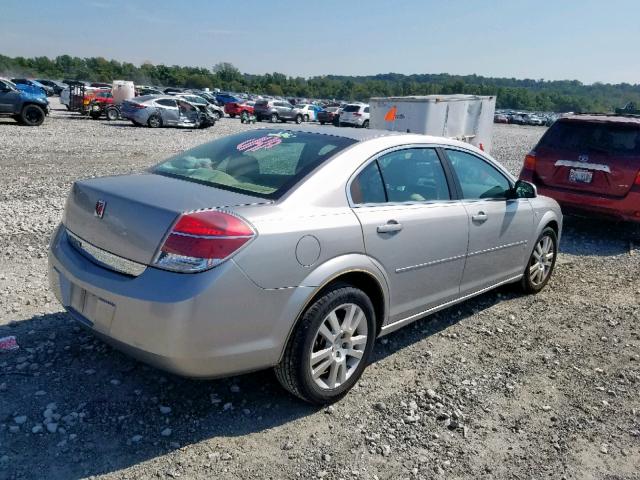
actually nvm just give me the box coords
[270,113,279,123]
[304,114,309,122]
[229,113,236,118]
[19,104,45,126]
[520,227,557,294]
[275,285,376,404]
[295,114,303,124]
[106,107,119,121]
[363,120,369,128]
[320,121,325,125]
[147,114,162,128]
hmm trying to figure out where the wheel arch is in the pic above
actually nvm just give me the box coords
[276,258,390,363]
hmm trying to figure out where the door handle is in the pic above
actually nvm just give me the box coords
[377,221,403,233]
[472,212,488,223]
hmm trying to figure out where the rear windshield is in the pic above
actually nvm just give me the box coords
[539,120,640,155]
[152,130,357,199]
[343,105,361,112]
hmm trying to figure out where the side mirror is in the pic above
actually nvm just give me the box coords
[510,180,537,199]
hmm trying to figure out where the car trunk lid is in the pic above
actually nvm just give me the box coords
[63,173,269,265]
[534,119,640,197]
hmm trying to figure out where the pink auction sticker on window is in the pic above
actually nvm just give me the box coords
[237,135,282,153]
[0,336,18,352]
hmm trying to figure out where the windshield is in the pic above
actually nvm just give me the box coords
[152,130,356,199]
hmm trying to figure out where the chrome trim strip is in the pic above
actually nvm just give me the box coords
[395,253,466,273]
[379,273,523,336]
[554,159,611,173]
[66,229,147,277]
[395,241,526,274]
[467,240,527,258]
[169,232,254,240]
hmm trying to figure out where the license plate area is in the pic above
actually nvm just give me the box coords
[569,168,593,184]
[68,282,115,332]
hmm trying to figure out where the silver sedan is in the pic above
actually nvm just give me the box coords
[48,127,562,404]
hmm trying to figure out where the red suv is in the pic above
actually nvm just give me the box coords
[224,101,254,118]
[519,115,640,223]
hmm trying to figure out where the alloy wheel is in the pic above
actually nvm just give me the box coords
[309,303,368,390]
[529,235,554,286]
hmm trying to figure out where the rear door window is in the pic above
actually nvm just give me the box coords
[378,148,451,202]
[153,130,356,199]
[156,99,177,107]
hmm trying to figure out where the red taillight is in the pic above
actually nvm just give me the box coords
[154,210,254,273]
[635,171,640,185]
[524,153,537,170]
[353,113,362,117]
[131,103,146,109]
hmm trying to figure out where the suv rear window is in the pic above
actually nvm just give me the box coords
[540,120,640,155]
[343,105,361,112]
[152,130,356,199]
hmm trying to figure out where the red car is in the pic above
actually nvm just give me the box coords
[224,101,254,118]
[519,115,640,223]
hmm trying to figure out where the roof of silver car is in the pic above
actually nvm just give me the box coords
[258,125,407,142]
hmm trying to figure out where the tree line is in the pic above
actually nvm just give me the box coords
[1,54,639,113]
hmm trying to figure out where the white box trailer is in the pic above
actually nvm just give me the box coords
[369,94,496,152]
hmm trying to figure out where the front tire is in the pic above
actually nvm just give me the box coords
[19,104,45,126]
[520,227,557,293]
[295,114,303,124]
[229,113,236,118]
[275,285,376,404]
[362,119,369,128]
[270,113,279,123]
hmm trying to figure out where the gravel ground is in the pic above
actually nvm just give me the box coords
[0,99,638,480]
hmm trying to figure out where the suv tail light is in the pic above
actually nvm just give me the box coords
[523,152,537,170]
[635,170,640,185]
[153,210,255,273]
[353,112,362,117]
[130,103,146,109]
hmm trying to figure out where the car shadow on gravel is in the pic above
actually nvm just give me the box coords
[1,282,522,479]
[0,312,318,480]
[369,283,515,366]
[558,215,639,256]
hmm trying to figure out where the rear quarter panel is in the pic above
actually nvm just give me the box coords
[232,204,366,289]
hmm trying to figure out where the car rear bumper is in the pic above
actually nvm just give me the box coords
[533,183,640,223]
[48,226,307,378]
[340,118,365,126]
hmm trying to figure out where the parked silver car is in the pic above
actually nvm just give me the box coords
[48,127,562,404]
[254,99,304,123]
[120,95,215,128]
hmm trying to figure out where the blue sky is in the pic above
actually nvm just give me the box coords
[1,0,639,84]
